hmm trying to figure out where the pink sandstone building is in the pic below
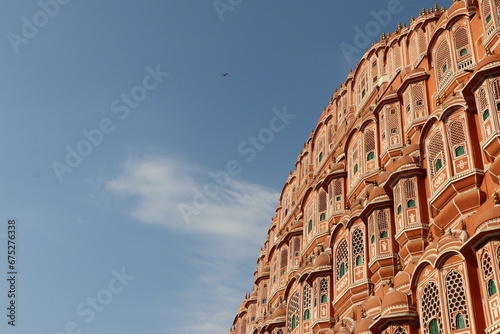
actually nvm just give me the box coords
[229,1,500,334]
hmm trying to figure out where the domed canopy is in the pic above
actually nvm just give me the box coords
[314,252,331,268]
[382,288,409,311]
[354,318,374,334]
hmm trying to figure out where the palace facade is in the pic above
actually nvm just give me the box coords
[229,1,500,333]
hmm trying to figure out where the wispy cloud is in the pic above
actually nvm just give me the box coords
[106,155,278,245]
[105,155,278,334]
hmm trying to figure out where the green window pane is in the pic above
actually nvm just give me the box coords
[489,279,497,296]
[407,199,416,208]
[367,152,375,161]
[318,152,323,162]
[291,315,296,330]
[443,64,448,73]
[371,235,375,243]
[308,220,313,233]
[484,109,491,121]
[429,319,439,334]
[497,102,500,111]
[456,313,466,329]
[355,255,363,265]
[487,14,492,23]
[406,105,411,112]
[435,158,443,172]
[339,262,346,278]
[303,309,310,320]
[397,205,402,214]
[380,231,388,238]
[362,89,366,98]
[460,48,468,57]
[336,196,342,201]
[320,213,326,221]
[455,146,465,157]
[321,294,327,303]
[354,164,359,174]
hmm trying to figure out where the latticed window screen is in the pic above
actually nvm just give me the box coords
[386,49,393,75]
[436,40,452,82]
[409,34,418,64]
[303,284,311,310]
[445,270,470,330]
[352,228,364,266]
[320,278,328,303]
[404,179,416,199]
[293,237,301,256]
[368,216,375,241]
[287,291,300,332]
[421,281,444,334]
[334,179,342,206]
[394,327,408,334]
[281,249,288,269]
[419,30,427,55]
[482,0,492,24]
[413,83,426,115]
[447,118,467,158]
[318,191,327,213]
[492,79,500,109]
[388,108,400,136]
[336,240,349,280]
[482,253,497,296]
[377,210,389,235]
[428,132,446,178]
[478,87,490,112]
[394,44,402,70]
[394,184,402,215]
[371,58,378,79]
[364,129,375,161]
[277,329,284,334]
[454,26,470,57]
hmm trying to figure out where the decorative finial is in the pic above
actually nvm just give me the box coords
[428,230,434,242]
[434,3,439,12]
[361,308,367,318]
[398,22,402,30]
[441,6,446,11]
[369,285,375,296]
[387,278,394,288]
[345,202,350,210]
[494,191,500,205]
[406,135,411,145]
[352,310,357,321]
[332,156,336,163]
[486,47,494,56]
[461,220,467,230]
[397,257,403,271]
[436,96,441,106]
[440,225,445,236]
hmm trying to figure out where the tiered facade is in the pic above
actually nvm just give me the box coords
[230,1,500,333]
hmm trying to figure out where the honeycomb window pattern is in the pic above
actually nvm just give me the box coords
[287,291,300,333]
[445,270,470,330]
[421,281,443,334]
[336,240,349,280]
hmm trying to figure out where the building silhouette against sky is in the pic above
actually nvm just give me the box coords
[229,1,500,333]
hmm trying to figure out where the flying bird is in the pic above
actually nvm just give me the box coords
[221,73,228,76]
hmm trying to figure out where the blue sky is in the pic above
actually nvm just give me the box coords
[0,0,442,333]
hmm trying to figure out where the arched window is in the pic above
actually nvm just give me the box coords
[435,159,443,172]
[319,213,326,221]
[364,128,376,165]
[428,132,446,179]
[446,270,470,330]
[488,279,497,296]
[308,220,313,233]
[336,240,348,280]
[429,319,439,334]
[303,284,311,320]
[287,292,300,332]
[371,235,375,243]
[397,205,402,214]
[456,313,466,329]
[484,109,491,120]
[482,0,493,25]
[394,327,408,334]
[353,164,359,174]
[407,199,416,208]
[318,152,323,162]
[421,281,443,334]
[352,228,364,267]
[455,146,465,157]
[321,294,328,303]
[436,40,452,83]
[454,26,470,60]
[339,262,346,278]
[380,231,388,238]
[367,151,375,161]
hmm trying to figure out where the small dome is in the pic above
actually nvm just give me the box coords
[368,186,387,201]
[274,305,286,317]
[382,288,409,311]
[362,295,382,312]
[393,155,419,171]
[314,252,331,268]
[393,271,411,291]
[474,204,500,232]
[402,144,419,156]
[354,318,373,334]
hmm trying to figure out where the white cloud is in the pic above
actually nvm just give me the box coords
[106,155,278,246]
[105,155,279,334]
